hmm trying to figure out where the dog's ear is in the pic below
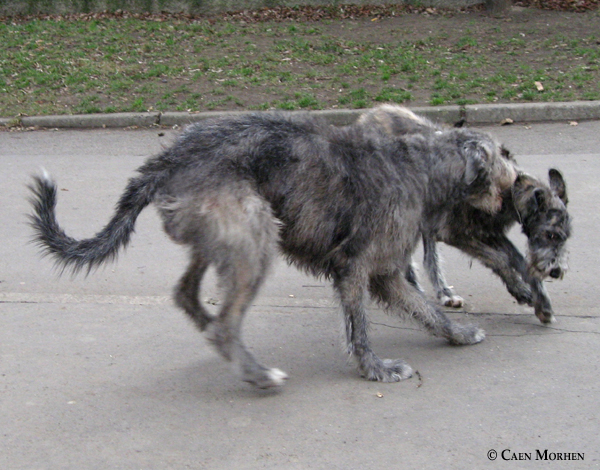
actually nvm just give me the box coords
[549,168,568,205]
[464,155,485,186]
[532,188,546,211]
[518,187,546,217]
[500,145,516,162]
[513,172,526,188]
[512,173,545,215]
[463,141,490,186]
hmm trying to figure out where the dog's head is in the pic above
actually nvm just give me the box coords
[512,169,571,280]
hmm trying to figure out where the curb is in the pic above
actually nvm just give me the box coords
[20,112,161,129]
[2,101,600,129]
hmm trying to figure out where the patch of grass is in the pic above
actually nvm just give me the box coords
[1,11,599,117]
[374,87,413,103]
[455,35,478,49]
[338,88,370,108]
[74,95,103,114]
[295,92,322,109]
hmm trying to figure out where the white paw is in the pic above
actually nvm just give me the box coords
[472,328,486,344]
[441,294,465,308]
[266,368,289,386]
[536,311,557,324]
[250,368,289,389]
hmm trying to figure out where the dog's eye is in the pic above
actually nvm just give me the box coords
[545,231,562,242]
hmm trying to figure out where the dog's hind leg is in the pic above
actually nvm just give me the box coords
[174,252,213,331]
[422,235,465,308]
[335,270,413,382]
[207,250,288,389]
[369,270,485,345]
[200,192,287,388]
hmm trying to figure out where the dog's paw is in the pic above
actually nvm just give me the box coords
[535,306,556,324]
[446,323,485,345]
[244,367,289,389]
[440,294,464,308]
[361,358,413,383]
[264,368,289,387]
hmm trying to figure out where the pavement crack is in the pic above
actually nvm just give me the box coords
[370,320,599,337]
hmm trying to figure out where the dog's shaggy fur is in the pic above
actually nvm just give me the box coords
[358,104,571,323]
[29,111,517,388]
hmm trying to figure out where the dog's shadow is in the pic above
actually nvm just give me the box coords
[128,346,354,402]
[123,309,555,403]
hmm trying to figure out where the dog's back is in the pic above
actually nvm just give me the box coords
[156,113,436,278]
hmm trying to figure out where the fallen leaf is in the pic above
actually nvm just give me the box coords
[535,81,544,91]
[415,370,423,388]
[500,118,514,126]
[569,121,578,126]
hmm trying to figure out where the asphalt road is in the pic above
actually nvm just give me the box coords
[1,120,599,469]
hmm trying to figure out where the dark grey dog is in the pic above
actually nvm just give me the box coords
[29,112,517,388]
[358,105,571,323]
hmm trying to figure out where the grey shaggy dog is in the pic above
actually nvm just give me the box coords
[358,105,571,323]
[29,111,517,389]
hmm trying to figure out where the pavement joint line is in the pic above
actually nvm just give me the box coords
[0,292,171,305]
[3,293,597,322]
[0,292,335,309]
[2,101,600,129]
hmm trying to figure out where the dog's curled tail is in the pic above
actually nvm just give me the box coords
[28,161,168,274]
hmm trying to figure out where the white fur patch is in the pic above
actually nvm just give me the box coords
[40,167,52,183]
[266,368,289,386]
[473,328,486,343]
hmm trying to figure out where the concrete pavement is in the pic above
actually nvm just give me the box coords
[1,120,599,469]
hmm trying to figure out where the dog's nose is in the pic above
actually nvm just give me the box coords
[549,267,562,279]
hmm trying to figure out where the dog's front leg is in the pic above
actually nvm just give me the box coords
[369,270,485,345]
[447,236,535,306]
[493,238,557,323]
[334,271,413,382]
[449,235,556,323]
[530,279,556,324]
[486,237,556,323]
[422,234,465,308]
